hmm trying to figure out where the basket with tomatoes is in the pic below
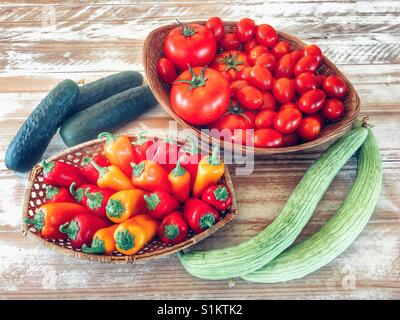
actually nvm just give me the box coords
[147,18,359,151]
[22,132,237,262]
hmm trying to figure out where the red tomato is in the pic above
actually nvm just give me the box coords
[303,44,323,65]
[306,112,325,128]
[323,76,347,98]
[298,117,321,141]
[291,50,304,62]
[170,67,230,125]
[260,92,277,110]
[236,86,263,110]
[274,108,302,134]
[157,58,177,84]
[236,66,252,81]
[280,102,298,111]
[208,101,255,131]
[206,17,224,42]
[294,55,320,76]
[316,74,326,87]
[164,23,216,71]
[273,78,295,104]
[275,53,296,78]
[282,132,299,147]
[253,128,283,147]
[255,53,277,73]
[294,72,319,95]
[298,89,326,114]
[271,41,291,60]
[249,65,274,91]
[230,80,249,97]
[210,50,249,80]
[220,33,241,50]
[255,109,277,129]
[220,71,232,83]
[248,45,269,65]
[322,99,345,120]
[243,38,258,53]
[256,24,278,48]
[236,18,256,42]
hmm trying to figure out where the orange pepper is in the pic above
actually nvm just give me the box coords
[90,159,134,191]
[193,145,225,198]
[98,132,137,176]
[81,224,118,255]
[106,189,148,223]
[131,160,171,193]
[168,156,190,202]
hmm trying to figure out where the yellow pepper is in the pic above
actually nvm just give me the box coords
[106,189,148,223]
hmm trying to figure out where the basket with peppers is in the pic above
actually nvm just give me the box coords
[23,131,236,259]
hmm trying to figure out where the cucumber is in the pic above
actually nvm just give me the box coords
[71,71,143,114]
[5,80,80,172]
[60,85,158,147]
[242,126,382,283]
[178,127,368,280]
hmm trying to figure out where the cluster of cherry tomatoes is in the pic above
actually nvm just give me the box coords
[157,18,348,148]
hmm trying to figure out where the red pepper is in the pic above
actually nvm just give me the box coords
[59,213,111,249]
[143,190,179,220]
[158,211,189,245]
[201,184,232,211]
[147,137,179,172]
[132,130,154,163]
[41,160,87,188]
[44,185,76,203]
[81,155,110,185]
[183,198,220,234]
[178,137,206,188]
[69,182,115,219]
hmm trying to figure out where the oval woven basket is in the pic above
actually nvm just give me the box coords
[21,135,237,263]
[143,21,360,155]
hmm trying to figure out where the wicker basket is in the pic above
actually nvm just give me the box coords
[143,21,360,154]
[21,135,237,263]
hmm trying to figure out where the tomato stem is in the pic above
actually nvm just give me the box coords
[176,19,197,37]
[176,65,208,91]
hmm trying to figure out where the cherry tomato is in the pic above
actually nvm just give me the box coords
[236,18,256,42]
[274,108,302,134]
[323,76,347,98]
[282,132,299,147]
[294,72,319,95]
[255,53,277,73]
[164,23,216,71]
[208,101,255,132]
[260,92,277,110]
[298,117,321,141]
[280,102,298,111]
[236,85,263,110]
[249,65,274,91]
[255,109,277,129]
[273,78,295,104]
[236,66,252,81]
[243,38,258,53]
[253,128,283,148]
[157,58,177,85]
[230,80,249,97]
[294,55,319,76]
[170,66,230,125]
[271,41,291,60]
[256,24,278,48]
[306,112,325,128]
[211,50,249,80]
[220,71,233,83]
[275,53,296,78]
[316,74,326,87]
[298,89,326,114]
[206,17,224,42]
[220,33,241,50]
[291,50,304,62]
[303,44,323,65]
[248,45,269,65]
[321,99,345,120]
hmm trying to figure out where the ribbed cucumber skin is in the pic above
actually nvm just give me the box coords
[60,85,157,147]
[5,79,80,172]
[242,127,382,283]
[178,127,368,280]
[72,71,143,114]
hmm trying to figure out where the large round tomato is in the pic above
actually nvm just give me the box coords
[294,55,320,76]
[206,17,224,42]
[255,53,277,73]
[157,58,177,85]
[236,85,263,110]
[273,78,295,104]
[236,18,256,42]
[298,89,326,114]
[253,128,283,147]
[271,41,291,60]
[164,23,216,71]
[256,24,278,48]
[274,108,302,134]
[249,65,274,91]
[275,53,296,78]
[323,76,347,98]
[211,50,249,80]
[255,109,277,129]
[294,72,319,95]
[321,98,344,120]
[248,45,269,65]
[298,117,321,141]
[208,101,255,131]
[170,67,230,125]
[220,33,241,50]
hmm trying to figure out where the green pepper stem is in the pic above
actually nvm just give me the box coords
[183,136,199,155]
[98,132,116,144]
[133,130,148,146]
[207,145,221,165]
[172,156,187,177]
[41,160,55,175]
[89,158,108,178]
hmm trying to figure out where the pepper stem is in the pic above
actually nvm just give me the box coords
[59,220,79,240]
[131,161,145,177]
[183,136,199,155]
[171,156,187,177]
[41,160,55,175]
[164,224,180,240]
[89,159,108,178]
[98,132,116,144]
[132,130,148,146]
[207,145,221,165]
[200,213,216,230]
[82,238,105,255]
[24,210,44,232]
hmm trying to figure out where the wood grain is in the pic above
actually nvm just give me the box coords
[0,0,399,300]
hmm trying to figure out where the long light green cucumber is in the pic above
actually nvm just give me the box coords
[178,127,368,280]
[242,126,382,283]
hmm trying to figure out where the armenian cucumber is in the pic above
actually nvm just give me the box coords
[5,79,80,172]
[60,85,158,147]
[71,71,143,114]
[242,125,382,283]
[178,127,368,280]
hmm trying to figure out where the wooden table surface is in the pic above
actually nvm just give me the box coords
[1,0,399,300]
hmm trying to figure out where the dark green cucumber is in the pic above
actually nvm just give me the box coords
[71,71,143,114]
[5,79,80,172]
[60,85,158,147]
